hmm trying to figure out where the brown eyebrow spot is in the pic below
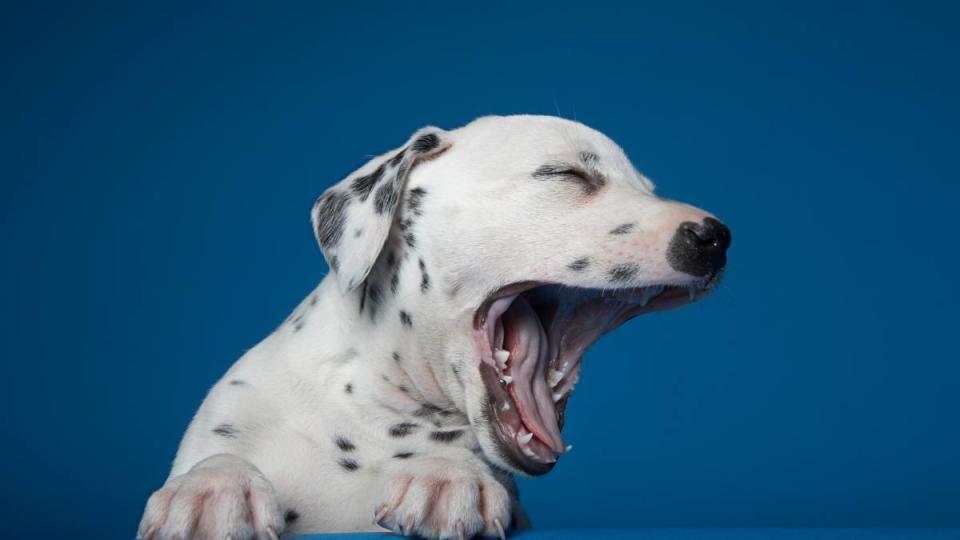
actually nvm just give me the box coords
[532,161,606,195]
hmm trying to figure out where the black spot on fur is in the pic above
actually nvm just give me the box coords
[337,458,360,471]
[314,190,351,249]
[393,451,414,459]
[228,379,247,386]
[358,282,367,314]
[411,133,440,153]
[609,263,640,282]
[350,163,386,202]
[285,510,300,523]
[389,272,400,294]
[291,314,304,332]
[568,257,590,271]
[353,228,363,238]
[429,430,464,443]
[366,283,383,318]
[609,223,635,235]
[213,424,239,438]
[398,384,409,393]
[310,294,318,306]
[335,436,356,452]
[329,255,339,272]
[374,181,399,215]
[399,310,412,327]
[386,250,397,268]
[579,151,599,165]
[407,187,427,216]
[392,351,401,362]
[345,383,353,394]
[403,232,416,248]
[390,150,406,167]
[418,258,430,292]
[389,422,419,437]
[414,403,443,417]
[451,363,462,385]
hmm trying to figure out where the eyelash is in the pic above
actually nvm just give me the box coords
[532,164,604,194]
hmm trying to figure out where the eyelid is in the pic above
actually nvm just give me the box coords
[532,162,605,195]
[533,164,591,180]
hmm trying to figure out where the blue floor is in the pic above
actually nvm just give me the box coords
[292,529,960,539]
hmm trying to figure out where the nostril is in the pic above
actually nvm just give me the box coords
[680,221,719,249]
[701,217,731,251]
[680,222,704,243]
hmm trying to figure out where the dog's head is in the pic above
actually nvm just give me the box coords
[312,115,731,476]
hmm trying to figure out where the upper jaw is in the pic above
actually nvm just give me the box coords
[471,278,716,475]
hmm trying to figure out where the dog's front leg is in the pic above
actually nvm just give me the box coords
[374,452,512,539]
[138,453,283,540]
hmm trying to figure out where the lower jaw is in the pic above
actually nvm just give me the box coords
[479,362,561,476]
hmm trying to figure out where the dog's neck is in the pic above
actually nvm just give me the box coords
[301,274,465,419]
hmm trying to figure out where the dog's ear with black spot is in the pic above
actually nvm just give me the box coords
[312,127,449,293]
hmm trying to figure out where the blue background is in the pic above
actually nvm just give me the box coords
[2,2,958,539]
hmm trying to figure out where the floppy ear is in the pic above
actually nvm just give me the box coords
[312,127,450,293]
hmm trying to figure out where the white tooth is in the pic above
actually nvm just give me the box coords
[501,402,510,411]
[565,444,574,452]
[520,444,537,457]
[553,392,564,402]
[494,349,510,368]
[517,432,533,445]
[502,375,513,385]
[548,369,563,388]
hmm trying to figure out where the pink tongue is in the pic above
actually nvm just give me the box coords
[502,296,566,453]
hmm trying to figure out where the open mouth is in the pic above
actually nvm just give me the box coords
[472,280,713,475]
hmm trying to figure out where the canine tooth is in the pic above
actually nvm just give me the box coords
[494,519,506,540]
[553,392,563,402]
[520,444,537,457]
[494,349,510,368]
[501,375,513,385]
[517,432,533,445]
[548,369,563,388]
[501,402,510,412]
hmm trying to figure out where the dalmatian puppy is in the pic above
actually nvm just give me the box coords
[138,115,731,540]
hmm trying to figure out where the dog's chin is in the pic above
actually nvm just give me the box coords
[471,278,718,476]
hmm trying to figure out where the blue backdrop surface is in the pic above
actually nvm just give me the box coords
[2,2,958,539]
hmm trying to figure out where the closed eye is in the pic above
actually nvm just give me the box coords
[532,163,605,195]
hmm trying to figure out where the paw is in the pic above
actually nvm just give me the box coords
[138,454,282,540]
[375,456,511,539]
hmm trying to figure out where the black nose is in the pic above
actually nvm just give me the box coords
[666,217,732,277]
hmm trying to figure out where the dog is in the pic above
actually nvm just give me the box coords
[138,115,731,539]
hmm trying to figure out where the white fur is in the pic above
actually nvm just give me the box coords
[138,115,717,539]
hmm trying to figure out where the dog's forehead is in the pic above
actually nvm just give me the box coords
[447,115,651,190]
[456,115,617,155]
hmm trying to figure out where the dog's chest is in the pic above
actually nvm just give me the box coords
[272,349,480,466]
